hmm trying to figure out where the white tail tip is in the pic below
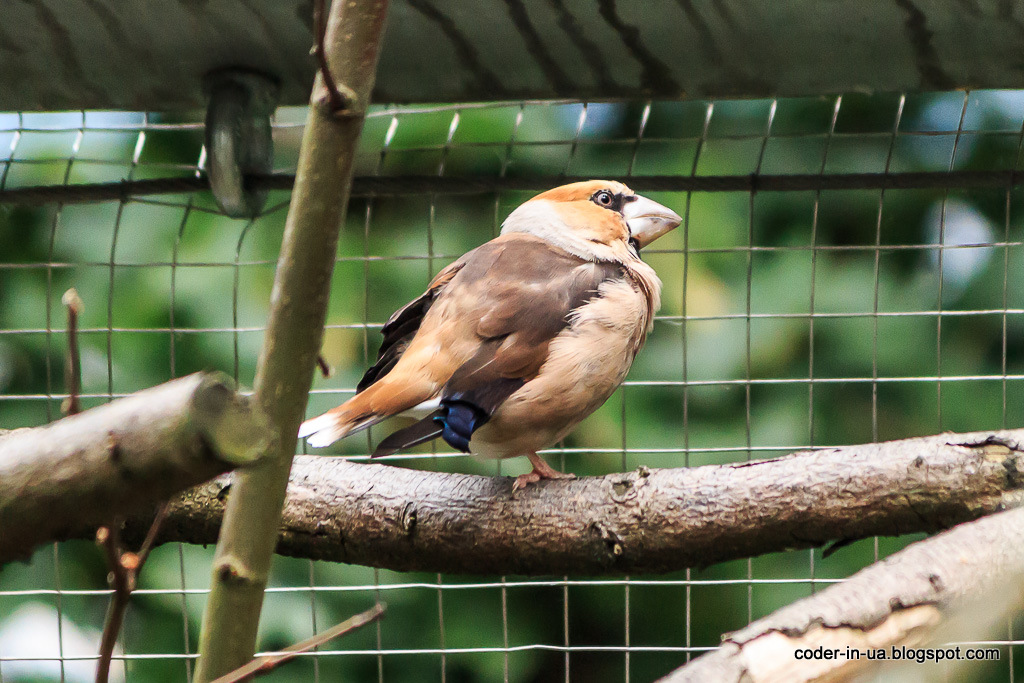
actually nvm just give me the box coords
[300,412,379,448]
[298,413,345,448]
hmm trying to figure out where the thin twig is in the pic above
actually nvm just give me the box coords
[315,354,333,378]
[95,522,129,683]
[61,288,83,417]
[312,0,349,114]
[135,502,170,568]
[94,509,171,683]
[96,524,128,593]
[210,603,386,683]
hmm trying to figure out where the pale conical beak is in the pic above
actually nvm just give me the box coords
[624,195,682,249]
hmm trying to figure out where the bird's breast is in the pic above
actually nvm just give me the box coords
[470,275,656,458]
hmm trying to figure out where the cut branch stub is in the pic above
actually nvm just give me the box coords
[0,372,271,564]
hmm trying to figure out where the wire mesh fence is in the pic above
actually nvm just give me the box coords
[2,91,1024,682]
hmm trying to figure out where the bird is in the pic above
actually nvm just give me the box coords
[299,180,682,490]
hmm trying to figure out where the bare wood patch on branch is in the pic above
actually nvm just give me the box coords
[125,428,1024,576]
[659,504,1024,682]
[0,372,271,565]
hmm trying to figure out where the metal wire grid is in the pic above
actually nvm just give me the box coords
[2,92,1024,682]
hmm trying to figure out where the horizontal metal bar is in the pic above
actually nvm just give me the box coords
[0,577,846,598]
[2,307,1023,337]
[3,373,1023,402]
[3,169,1024,207]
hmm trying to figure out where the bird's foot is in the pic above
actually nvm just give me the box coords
[512,453,576,491]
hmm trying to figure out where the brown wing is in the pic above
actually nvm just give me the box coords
[356,257,466,392]
[374,233,623,455]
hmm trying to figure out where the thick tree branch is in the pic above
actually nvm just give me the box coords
[124,428,1024,576]
[658,504,1024,682]
[0,372,271,564]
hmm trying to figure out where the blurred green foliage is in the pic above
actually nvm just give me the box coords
[2,93,1024,682]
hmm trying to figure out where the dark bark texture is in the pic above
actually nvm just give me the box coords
[0,373,270,564]
[125,428,1024,576]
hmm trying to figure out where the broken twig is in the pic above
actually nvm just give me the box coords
[312,0,351,114]
[210,603,386,683]
[94,504,168,683]
[61,288,82,417]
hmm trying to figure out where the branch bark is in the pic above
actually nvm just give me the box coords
[658,504,1024,682]
[124,428,1024,576]
[192,0,390,679]
[0,372,271,565]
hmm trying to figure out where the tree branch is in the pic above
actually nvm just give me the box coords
[192,0,391,679]
[0,372,271,564]
[658,504,1024,682]
[123,428,1024,576]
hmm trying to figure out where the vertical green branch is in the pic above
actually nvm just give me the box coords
[193,1,390,678]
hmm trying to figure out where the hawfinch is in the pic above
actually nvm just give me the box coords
[300,180,681,489]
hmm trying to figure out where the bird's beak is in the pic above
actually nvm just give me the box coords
[624,195,682,249]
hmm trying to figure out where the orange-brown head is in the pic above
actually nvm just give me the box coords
[501,180,682,262]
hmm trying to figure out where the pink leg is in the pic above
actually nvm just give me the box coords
[512,453,576,491]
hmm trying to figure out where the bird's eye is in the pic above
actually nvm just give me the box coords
[593,190,614,207]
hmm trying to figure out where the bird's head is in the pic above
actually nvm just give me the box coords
[501,180,682,262]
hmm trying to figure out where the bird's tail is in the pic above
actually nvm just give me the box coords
[298,379,433,448]
[298,410,379,448]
